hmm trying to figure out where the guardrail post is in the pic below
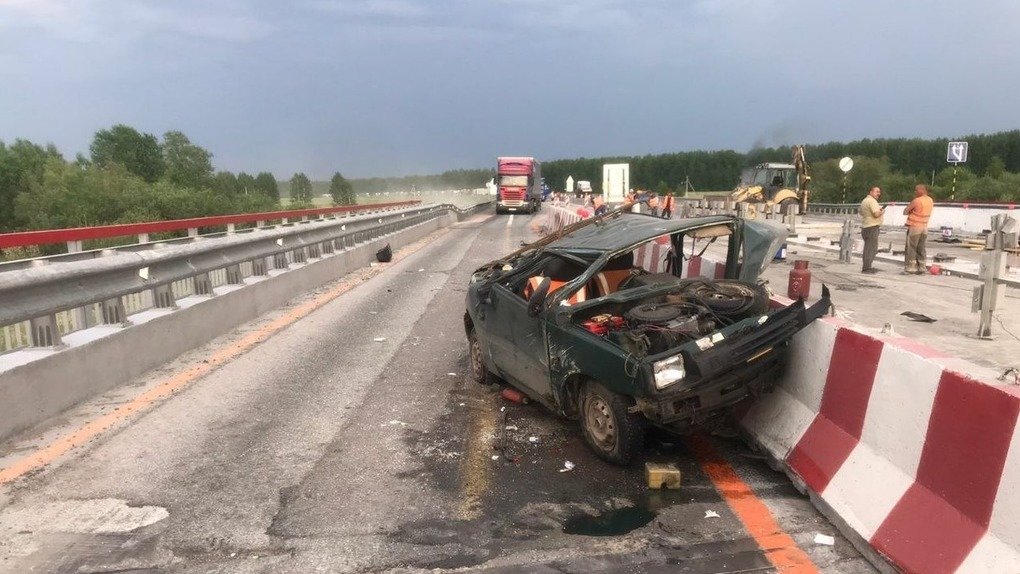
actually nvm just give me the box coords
[838,218,853,263]
[321,240,334,256]
[193,273,213,295]
[273,253,289,270]
[292,248,307,264]
[138,233,149,244]
[66,240,83,253]
[224,264,242,284]
[187,228,198,238]
[307,243,321,259]
[251,257,268,276]
[100,297,130,326]
[256,220,265,228]
[786,204,799,234]
[227,223,236,234]
[153,284,177,309]
[29,314,62,348]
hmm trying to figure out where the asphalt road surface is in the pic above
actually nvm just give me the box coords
[0,209,878,573]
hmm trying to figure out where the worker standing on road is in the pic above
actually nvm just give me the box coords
[859,186,885,274]
[626,189,640,213]
[647,193,660,217]
[661,193,674,219]
[903,184,934,274]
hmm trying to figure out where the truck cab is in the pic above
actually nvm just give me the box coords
[496,157,542,214]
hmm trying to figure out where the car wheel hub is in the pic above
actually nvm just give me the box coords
[586,397,616,448]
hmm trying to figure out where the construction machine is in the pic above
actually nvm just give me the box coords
[730,145,811,213]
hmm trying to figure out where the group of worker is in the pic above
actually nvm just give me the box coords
[858,184,934,275]
[580,190,677,219]
[622,189,675,219]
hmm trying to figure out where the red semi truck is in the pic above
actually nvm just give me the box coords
[496,157,542,214]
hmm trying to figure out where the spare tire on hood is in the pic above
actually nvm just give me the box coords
[681,279,769,320]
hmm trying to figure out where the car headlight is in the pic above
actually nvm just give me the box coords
[653,355,686,389]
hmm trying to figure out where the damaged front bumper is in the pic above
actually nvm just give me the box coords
[635,292,830,431]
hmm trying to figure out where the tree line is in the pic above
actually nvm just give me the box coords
[0,125,360,236]
[539,129,1020,203]
[5,126,1020,240]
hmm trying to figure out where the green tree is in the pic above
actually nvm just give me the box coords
[655,181,671,196]
[237,172,256,195]
[254,172,279,201]
[89,124,165,182]
[0,139,61,231]
[329,171,355,205]
[212,171,239,196]
[290,172,313,202]
[162,131,213,189]
[986,156,1006,179]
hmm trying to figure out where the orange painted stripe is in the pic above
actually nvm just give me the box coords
[689,435,820,573]
[0,230,448,485]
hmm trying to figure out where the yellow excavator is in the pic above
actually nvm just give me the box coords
[730,145,810,213]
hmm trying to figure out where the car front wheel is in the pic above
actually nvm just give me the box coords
[580,382,644,465]
[468,329,496,386]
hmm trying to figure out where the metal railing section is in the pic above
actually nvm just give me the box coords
[0,202,490,353]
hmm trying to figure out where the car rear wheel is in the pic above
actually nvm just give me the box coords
[580,382,644,465]
[468,330,497,385]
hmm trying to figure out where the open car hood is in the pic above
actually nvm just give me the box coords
[738,219,788,282]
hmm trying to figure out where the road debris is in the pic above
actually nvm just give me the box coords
[447,373,457,376]
[559,461,575,473]
[501,388,529,404]
[528,436,539,443]
[645,462,682,489]
[491,455,499,461]
[814,533,836,546]
[704,510,720,519]
[373,337,387,342]
[388,420,407,426]
[901,311,937,323]
[998,367,1020,385]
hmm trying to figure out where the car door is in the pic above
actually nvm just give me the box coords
[474,284,521,379]
[507,303,552,399]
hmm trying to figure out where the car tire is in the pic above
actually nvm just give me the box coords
[684,279,769,319]
[468,329,497,386]
[579,381,644,465]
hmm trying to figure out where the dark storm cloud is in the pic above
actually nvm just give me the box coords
[1,0,1018,177]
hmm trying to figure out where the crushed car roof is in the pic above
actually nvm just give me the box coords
[546,213,734,252]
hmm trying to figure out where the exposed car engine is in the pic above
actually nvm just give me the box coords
[575,278,770,358]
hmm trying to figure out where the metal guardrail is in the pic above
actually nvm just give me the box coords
[0,200,422,251]
[0,202,491,353]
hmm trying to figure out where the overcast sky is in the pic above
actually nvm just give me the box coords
[1,0,1019,178]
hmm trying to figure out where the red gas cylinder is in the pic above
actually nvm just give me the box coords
[787,260,811,300]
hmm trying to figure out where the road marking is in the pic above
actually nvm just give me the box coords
[0,229,450,486]
[689,435,820,573]
[506,214,514,227]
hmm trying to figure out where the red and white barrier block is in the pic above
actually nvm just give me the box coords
[741,304,1020,574]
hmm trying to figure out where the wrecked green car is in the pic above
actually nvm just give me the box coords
[464,212,830,465]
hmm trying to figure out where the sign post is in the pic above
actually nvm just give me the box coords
[946,141,968,200]
[838,157,854,203]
